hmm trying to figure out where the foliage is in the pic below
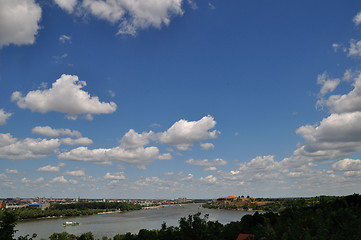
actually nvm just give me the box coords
[0,210,37,240]
[8,202,142,221]
[0,209,18,240]
[48,232,95,240]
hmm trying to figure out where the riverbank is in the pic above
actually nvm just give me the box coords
[5,201,142,222]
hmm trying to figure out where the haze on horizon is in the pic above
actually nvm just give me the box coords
[1,0,361,199]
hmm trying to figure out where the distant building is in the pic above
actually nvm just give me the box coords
[28,203,42,208]
[177,198,187,203]
[0,200,6,209]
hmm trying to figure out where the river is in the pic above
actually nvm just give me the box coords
[15,204,255,239]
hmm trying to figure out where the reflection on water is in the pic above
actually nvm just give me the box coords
[15,204,255,239]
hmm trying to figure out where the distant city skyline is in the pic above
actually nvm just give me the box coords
[1,0,361,199]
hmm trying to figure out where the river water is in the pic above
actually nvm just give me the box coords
[15,204,255,239]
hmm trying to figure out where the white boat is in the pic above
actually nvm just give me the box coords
[63,221,79,226]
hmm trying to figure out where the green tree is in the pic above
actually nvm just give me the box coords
[49,232,77,240]
[0,209,17,240]
[77,232,94,240]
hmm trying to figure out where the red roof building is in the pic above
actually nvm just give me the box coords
[0,200,6,209]
[236,233,255,240]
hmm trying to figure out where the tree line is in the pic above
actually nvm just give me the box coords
[0,202,142,221]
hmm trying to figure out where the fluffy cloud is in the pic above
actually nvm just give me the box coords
[51,176,68,183]
[61,137,93,145]
[32,126,92,145]
[353,11,361,26]
[158,153,172,160]
[292,72,361,163]
[54,0,77,13]
[65,169,85,177]
[104,172,125,180]
[59,115,218,166]
[200,142,215,150]
[239,155,279,174]
[295,112,361,161]
[82,0,183,36]
[0,133,60,160]
[11,74,117,120]
[318,73,361,113]
[37,165,61,172]
[5,169,18,174]
[159,115,219,150]
[200,175,217,184]
[348,39,361,57]
[58,146,160,166]
[317,72,340,96]
[21,177,44,184]
[186,158,227,171]
[120,129,154,149]
[0,0,42,48]
[0,109,12,125]
[32,126,82,138]
[333,159,361,171]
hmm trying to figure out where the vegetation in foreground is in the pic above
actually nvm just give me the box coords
[1,194,361,240]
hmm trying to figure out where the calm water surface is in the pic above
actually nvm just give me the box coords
[15,204,255,239]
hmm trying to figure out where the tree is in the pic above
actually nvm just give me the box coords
[77,232,94,240]
[49,232,77,240]
[0,209,17,240]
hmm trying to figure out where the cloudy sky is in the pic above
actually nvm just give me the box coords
[1,0,361,199]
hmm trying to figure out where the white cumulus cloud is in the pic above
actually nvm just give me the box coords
[0,133,60,160]
[295,112,361,161]
[65,169,85,177]
[5,169,18,174]
[82,0,183,36]
[200,142,215,150]
[0,109,12,125]
[158,153,172,160]
[317,72,340,96]
[186,158,227,171]
[332,159,361,171]
[0,0,42,49]
[51,176,68,183]
[159,115,219,150]
[348,39,361,57]
[32,126,82,138]
[21,177,44,184]
[54,0,77,13]
[353,11,361,26]
[37,165,61,172]
[11,74,117,120]
[120,129,154,149]
[104,172,125,180]
[317,73,361,114]
[61,137,93,145]
[200,175,217,184]
[58,146,160,166]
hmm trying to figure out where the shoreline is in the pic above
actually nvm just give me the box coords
[18,209,130,222]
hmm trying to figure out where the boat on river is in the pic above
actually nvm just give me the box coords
[63,221,79,226]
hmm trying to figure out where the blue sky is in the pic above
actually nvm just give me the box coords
[1,0,361,199]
